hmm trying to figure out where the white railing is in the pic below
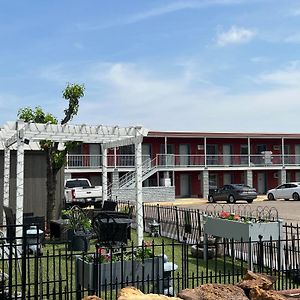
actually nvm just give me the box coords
[66,154,300,169]
[66,154,150,168]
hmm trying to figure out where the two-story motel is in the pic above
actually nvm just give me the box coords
[65,130,300,199]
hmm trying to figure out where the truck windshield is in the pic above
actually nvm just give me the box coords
[66,180,90,188]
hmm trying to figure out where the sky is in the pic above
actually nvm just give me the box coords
[1,0,300,133]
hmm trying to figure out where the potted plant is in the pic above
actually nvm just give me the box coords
[203,211,282,242]
[202,211,283,269]
[62,206,92,252]
[75,241,163,291]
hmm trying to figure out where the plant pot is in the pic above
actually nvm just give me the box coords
[203,216,282,241]
[76,255,163,291]
[68,231,90,252]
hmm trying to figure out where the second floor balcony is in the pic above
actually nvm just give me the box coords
[66,153,300,169]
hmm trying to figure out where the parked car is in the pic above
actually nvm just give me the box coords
[267,182,300,201]
[208,184,257,204]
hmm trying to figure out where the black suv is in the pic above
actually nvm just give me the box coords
[208,184,257,204]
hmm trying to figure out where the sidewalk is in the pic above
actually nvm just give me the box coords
[146,195,267,207]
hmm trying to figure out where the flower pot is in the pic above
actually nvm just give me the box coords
[68,231,90,252]
[76,255,163,291]
[203,216,282,242]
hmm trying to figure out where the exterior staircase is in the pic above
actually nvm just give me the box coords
[107,157,158,199]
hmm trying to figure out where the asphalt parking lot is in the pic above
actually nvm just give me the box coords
[150,195,300,224]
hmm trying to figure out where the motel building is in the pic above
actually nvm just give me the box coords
[65,130,300,200]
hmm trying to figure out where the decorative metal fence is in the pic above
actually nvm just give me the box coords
[1,223,300,299]
[2,202,300,299]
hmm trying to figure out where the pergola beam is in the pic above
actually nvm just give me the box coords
[1,120,148,244]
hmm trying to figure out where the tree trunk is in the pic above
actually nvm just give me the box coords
[46,150,58,229]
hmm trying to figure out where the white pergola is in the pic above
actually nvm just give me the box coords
[0,120,148,245]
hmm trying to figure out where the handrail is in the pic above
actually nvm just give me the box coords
[66,153,300,168]
[106,157,158,199]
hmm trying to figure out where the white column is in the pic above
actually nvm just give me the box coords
[16,131,25,238]
[280,169,286,185]
[102,147,108,203]
[135,140,143,246]
[3,147,10,225]
[246,170,253,187]
[248,137,251,167]
[202,169,209,199]
[204,137,207,168]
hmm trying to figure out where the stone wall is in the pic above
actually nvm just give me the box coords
[112,186,175,202]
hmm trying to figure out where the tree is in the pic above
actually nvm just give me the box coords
[18,83,85,226]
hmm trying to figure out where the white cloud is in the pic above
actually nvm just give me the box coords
[126,0,244,23]
[216,26,256,46]
[77,0,247,31]
[73,62,300,132]
[27,61,300,133]
[289,8,300,16]
[256,63,300,86]
[285,33,300,43]
[250,56,271,63]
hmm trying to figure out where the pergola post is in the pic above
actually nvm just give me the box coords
[16,128,25,238]
[135,138,143,246]
[1,120,148,240]
[102,146,108,203]
[3,147,10,225]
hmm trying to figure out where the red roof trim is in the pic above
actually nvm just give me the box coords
[148,131,300,139]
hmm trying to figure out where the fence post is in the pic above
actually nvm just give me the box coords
[258,235,264,272]
[197,209,202,240]
[175,206,180,242]
[21,225,27,300]
[156,204,161,236]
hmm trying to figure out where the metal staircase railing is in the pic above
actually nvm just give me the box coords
[106,157,158,199]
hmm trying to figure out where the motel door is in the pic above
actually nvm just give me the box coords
[223,144,232,165]
[223,173,232,185]
[295,145,300,165]
[180,174,190,197]
[90,144,101,167]
[179,144,190,166]
[142,144,152,166]
[257,172,266,194]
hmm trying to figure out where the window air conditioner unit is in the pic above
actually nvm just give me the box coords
[197,145,204,150]
[273,145,280,151]
[273,172,278,179]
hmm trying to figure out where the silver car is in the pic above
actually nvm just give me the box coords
[267,182,300,201]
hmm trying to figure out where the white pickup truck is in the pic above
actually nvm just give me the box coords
[64,178,102,208]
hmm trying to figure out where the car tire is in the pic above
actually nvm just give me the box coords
[267,193,275,201]
[208,195,215,203]
[227,195,236,204]
[247,199,253,204]
[293,193,300,201]
[284,199,290,201]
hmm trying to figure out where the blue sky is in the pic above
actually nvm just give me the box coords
[1,0,300,132]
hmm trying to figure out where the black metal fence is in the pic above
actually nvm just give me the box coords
[1,223,300,299]
[139,203,300,243]
[1,202,300,299]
